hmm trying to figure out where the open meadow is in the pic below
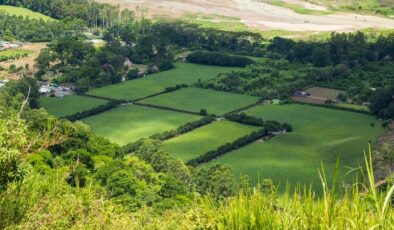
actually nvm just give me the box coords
[0,49,32,59]
[0,5,53,20]
[163,120,259,161]
[87,63,239,100]
[216,104,385,193]
[82,105,201,145]
[140,87,260,115]
[39,95,108,118]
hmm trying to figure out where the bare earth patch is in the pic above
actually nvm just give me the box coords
[96,0,394,32]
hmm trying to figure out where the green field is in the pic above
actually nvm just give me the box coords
[0,5,53,20]
[216,104,385,192]
[163,120,259,161]
[140,87,260,115]
[336,103,370,112]
[87,63,239,100]
[0,49,32,59]
[82,105,201,145]
[39,95,108,118]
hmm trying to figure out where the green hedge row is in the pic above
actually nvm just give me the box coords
[186,51,255,67]
[290,100,371,115]
[62,100,125,121]
[150,116,216,141]
[187,120,291,166]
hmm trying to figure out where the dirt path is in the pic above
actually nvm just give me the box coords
[97,0,394,32]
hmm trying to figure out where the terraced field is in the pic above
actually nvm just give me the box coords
[140,87,260,115]
[216,104,385,192]
[163,120,259,161]
[82,105,201,145]
[87,63,239,100]
[39,95,108,118]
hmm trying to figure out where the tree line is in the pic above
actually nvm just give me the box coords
[186,51,255,67]
[0,0,134,28]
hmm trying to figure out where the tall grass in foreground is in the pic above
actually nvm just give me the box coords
[2,149,393,229]
[200,150,394,230]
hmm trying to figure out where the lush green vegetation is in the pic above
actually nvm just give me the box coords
[163,120,259,161]
[196,59,312,99]
[186,51,256,67]
[140,87,260,115]
[306,0,394,16]
[0,12,84,42]
[217,104,385,192]
[0,5,52,20]
[0,0,134,28]
[0,48,31,61]
[82,105,201,145]
[87,63,239,100]
[337,103,370,111]
[39,95,108,118]
[1,0,394,228]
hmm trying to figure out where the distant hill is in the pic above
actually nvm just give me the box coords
[0,5,53,21]
[305,0,393,15]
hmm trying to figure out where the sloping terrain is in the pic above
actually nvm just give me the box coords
[96,0,394,32]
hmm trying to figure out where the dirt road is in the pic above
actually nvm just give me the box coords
[97,0,394,32]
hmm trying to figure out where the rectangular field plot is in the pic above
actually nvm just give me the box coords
[39,95,108,118]
[216,104,384,193]
[163,120,259,161]
[87,63,238,100]
[82,105,201,145]
[139,87,260,115]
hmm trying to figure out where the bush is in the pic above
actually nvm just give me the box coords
[186,51,255,67]
[159,60,175,71]
[126,68,140,80]
[200,109,208,116]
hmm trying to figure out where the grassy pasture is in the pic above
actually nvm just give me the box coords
[82,105,201,145]
[39,95,108,118]
[336,103,370,112]
[0,49,32,59]
[163,120,259,161]
[0,5,53,20]
[87,63,239,100]
[140,87,260,115]
[216,104,384,193]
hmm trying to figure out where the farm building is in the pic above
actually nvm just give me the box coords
[0,41,20,51]
[123,58,133,68]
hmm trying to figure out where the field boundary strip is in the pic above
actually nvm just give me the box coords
[224,100,265,115]
[82,93,128,102]
[133,102,202,116]
[290,100,372,115]
[187,128,281,166]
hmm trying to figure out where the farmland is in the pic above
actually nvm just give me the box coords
[140,87,260,115]
[82,105,201,145]
[39,95,108,118]
[0,49,32,60]
[87,63,239,100]
[216,104,384,192]
[163,120,259,161]
[0,5,53,20]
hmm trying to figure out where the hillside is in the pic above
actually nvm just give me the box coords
[96,0,394,32]
[0,5,53,20]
